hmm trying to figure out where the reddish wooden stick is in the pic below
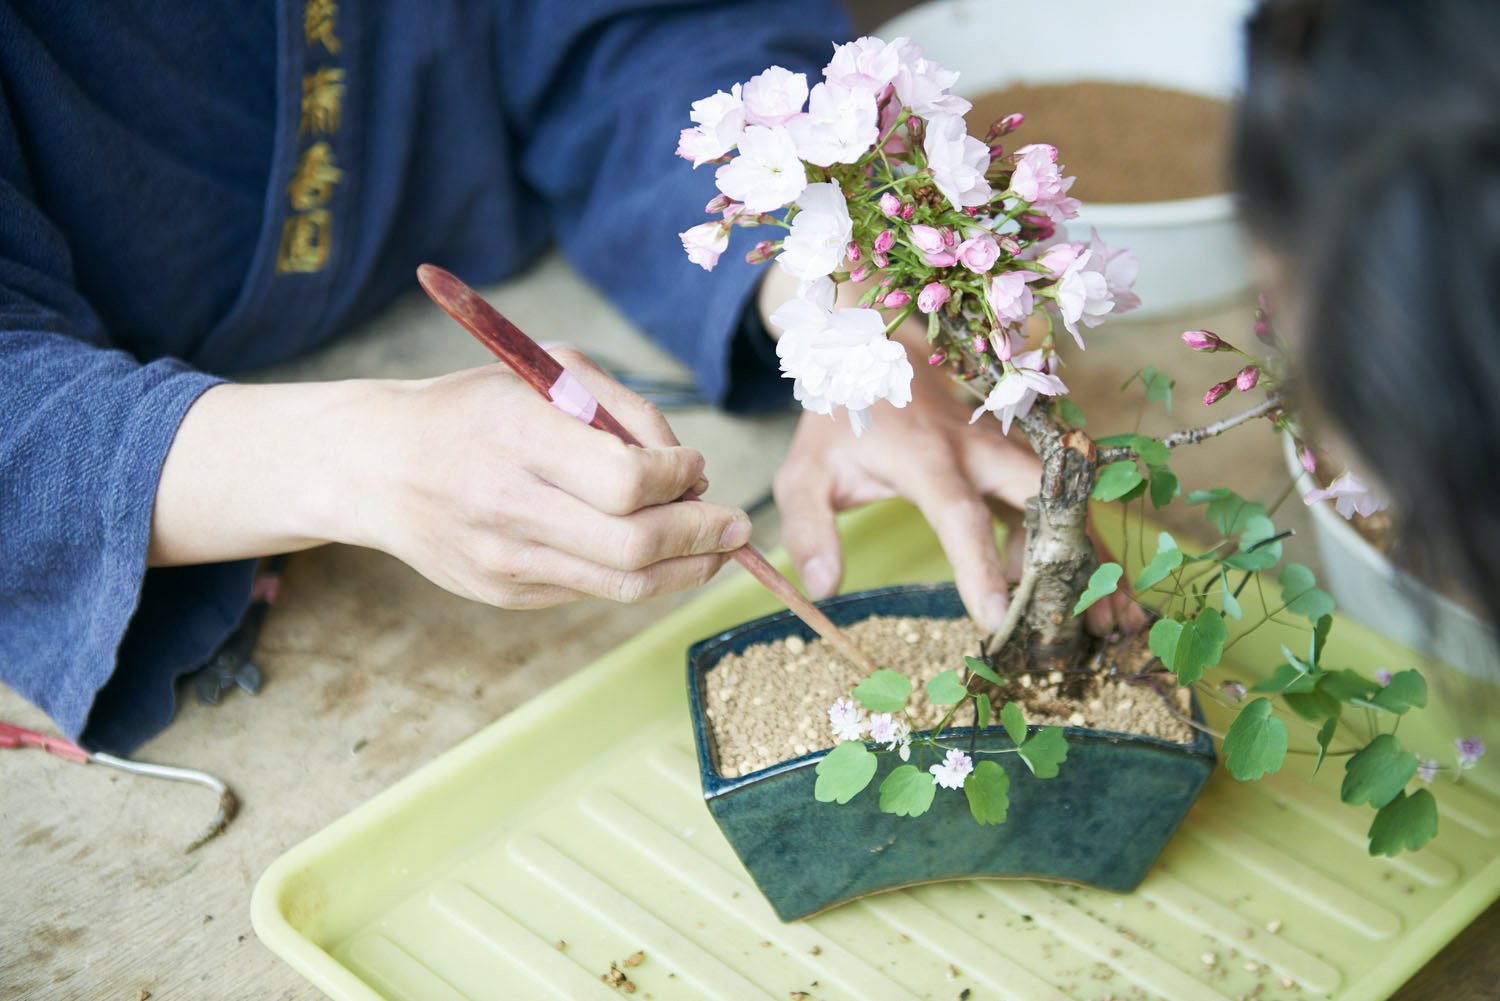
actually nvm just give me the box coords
[416,264,878,673]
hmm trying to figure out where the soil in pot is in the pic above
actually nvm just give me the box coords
[704,614,1194,778]
[964,81,1231,203]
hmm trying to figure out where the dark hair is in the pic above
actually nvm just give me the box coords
[1235,0,1500,629]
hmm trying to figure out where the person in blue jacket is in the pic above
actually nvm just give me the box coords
[1,2,1055,754]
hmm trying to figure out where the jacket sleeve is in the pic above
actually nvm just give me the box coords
[500,0,852,410]
[0,102,253,754]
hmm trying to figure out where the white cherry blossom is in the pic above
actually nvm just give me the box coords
[742,66,808,127]
[788,82,879,166]
[777,182,853,280]
[714,125,807,212]
[772,294,913,435]
[923,114,991,210]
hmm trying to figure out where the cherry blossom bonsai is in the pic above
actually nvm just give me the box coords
[676,35,1480,859]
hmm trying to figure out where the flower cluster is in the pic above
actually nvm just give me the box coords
[677,35,1137,434]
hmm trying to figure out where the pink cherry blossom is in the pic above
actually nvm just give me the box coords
[788,81,879,166]
[986,270,1036,326]
[873,229,896,254]
[878,193,903,219]
[742,66,808,127]
[676,85,746,167]
[824,36,906,95]
[776,181,852,281]
[880,288,911,308]
[1052,247,1114,348]
[1236,365,1260,392]
[893,47,971,118]
[1085,229,1140,314]
[771,295,914,436]
[714,125,807,212]
[1010,143,1074,208]
[1302,471,1389,519]
[679,221,728,271]
[923,114,992,210]
[929,748,974,790]
[917,281,950,314]
[828,696,865,742]
[908,224,957,267]
[956,235,1001,274]
[970,349,1069,434]
[1036,241,1082,277]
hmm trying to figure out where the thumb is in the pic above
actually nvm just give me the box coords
[773,467,843,601]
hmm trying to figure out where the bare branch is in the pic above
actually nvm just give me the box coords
[1097,394,1283,464]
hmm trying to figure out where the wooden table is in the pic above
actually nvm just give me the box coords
[1,253,1491,999]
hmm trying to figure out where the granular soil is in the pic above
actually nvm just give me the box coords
[965,81,1231,203]
[704,614,1196,778]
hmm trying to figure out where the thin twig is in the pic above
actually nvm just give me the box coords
[1097,395,1283,464]
[983,562,1039,659]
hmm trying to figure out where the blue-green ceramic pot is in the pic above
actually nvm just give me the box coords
[687,583,1216,922]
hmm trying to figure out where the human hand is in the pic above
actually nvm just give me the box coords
[351,348,750,607]
[773,356,1145,634]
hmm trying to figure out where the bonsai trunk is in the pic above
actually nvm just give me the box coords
[1009,406,1098,675]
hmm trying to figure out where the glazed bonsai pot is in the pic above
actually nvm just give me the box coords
[687,582,1217,922]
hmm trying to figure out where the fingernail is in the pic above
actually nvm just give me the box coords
[983,593,1009,631]
[802,556,836,599]
[720,517,751,550]
[692,476,710,496]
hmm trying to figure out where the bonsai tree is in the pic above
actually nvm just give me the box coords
[677,36,1482,853]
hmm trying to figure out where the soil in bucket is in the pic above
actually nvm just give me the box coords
[704,614,1195,778]
[965,81,1232,203]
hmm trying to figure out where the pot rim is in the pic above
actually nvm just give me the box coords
[687,582,1216,798]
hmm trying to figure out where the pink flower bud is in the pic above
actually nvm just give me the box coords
[1181,329,1225,351]
[900,204,915,221]
[873,230,896,254]
[1253,318,1275,343]
[972,335,987,353]
[744,240,776,265]
[1017,213,1055,241]
[704,193,733,214]
[846,241,862,264]
[928,352,946,366]
[1235,365,1260,392]
[1299,447,1317,474]
[881,289,912,308]
[988,144,1006,161]
[849,264,872,283]
[991,331,1013,360]
[872,251,889,268]
[986,112,1024,140]
[879,193,902,219]
[941,227,958,248]
[1203,380,1234,406]
[917,281,950,314]
[997,235,1021,256]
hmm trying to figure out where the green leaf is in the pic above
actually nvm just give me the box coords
[1222,697,1289,780]
[1219,569,1243,620]
[1074,562,1124,615]
[1149,467,1180,509]
[1314,717,1338,776]
[1187,488,1265,536]
[964,654,1003,686]
[1342,733,1418,808]
[1122,365,1175,414]
[1368,789,1439,856]
[1251,660,1319,695]
[1148,618,1183,671]
[1000,701,1028,746]
[1093,462,1145,502]
[1223,515,1283,572]
[1019,726,1068,778]
[1135,534,1183,590]
[1171,606,1228,686]
[1318,669,1381,703]
[1056,397,1087,427]
[1312,614,1333,665]
[1356,669,1429,715]
[1283,689,1342,722]
[1279,563,1336,623]
[879,764,937,817]
[974,692,992,729]
[1095,433,1169,468]
[965,761,1011,825]
[814,741,878,804]
[852,669,912,713]
[925,670,968,706]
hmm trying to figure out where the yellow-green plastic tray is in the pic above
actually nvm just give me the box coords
[253,501,1500,1000]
